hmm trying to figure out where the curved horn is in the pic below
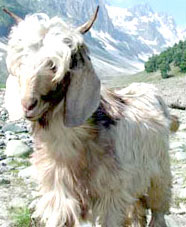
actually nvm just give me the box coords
[3,8,23,24]
[77,6,99,34]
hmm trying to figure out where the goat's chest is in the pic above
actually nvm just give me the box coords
[34,123,120,204]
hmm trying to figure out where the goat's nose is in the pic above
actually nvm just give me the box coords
[21,98,38,111]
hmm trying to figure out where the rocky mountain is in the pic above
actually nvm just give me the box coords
[0,38,8,84]
[106,3,185,58]
[0,0,185,78]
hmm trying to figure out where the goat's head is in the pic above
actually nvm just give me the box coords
[5,7,100,127]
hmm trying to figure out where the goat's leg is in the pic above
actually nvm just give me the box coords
[97,200,128,227]
[99,201,145,227]
[146,172,171,227]
[101,207,124,227]
[124,199,147,227]
[148,212,167,227]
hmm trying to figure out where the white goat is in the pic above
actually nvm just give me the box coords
[5,7,178,227]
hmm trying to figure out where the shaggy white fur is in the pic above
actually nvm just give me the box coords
[5,11,176,227]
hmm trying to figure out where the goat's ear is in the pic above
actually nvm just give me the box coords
[64,54,100,127]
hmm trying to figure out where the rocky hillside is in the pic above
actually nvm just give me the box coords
[0,38,8,84]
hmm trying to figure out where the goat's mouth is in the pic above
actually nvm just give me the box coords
[25,114,42,121]
[24,106,49,122]
[25,112,43,121]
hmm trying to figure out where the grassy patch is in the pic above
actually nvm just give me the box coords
[106,70,162,88]
[105,66,186,88]
[9,206,31,227]
[174,197,186,208]
[170,157,186,166]
[0,83,6,88]
[9,158,31,168]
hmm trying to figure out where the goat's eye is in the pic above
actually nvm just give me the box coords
[48,60,57,73]
[63,38,72,48]
[50,65,57,73]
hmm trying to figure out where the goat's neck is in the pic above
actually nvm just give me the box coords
[33,109,98,165]
[31,111,96,217]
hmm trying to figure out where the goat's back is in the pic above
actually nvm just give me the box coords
[91,83,171,197]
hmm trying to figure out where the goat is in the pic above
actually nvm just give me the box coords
[4,7,177,227]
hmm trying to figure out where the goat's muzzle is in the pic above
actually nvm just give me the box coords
[21,97,40,120]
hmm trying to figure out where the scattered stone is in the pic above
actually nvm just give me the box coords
[174,131,186,139]
[19,134,29,140]
[178,189,186,199]
[174,177,184,185]
[18,166,34,179]
[179,123,186,131]
[0,130,5,136]
[8,197,26,209]
[165,215,183,227]
[0,139,5,147]
[5,134,19,141]
[175,152,186,161]
[2,123,27,133]
[170,141,185,150]
[1,109,8,116]
[0,163,9,174]
[0,154,6,161]
[170,207,186,215]
[5,140,32,157]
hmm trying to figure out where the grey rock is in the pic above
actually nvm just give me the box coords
[170,141,185,150]
[178,189,186,199]
[2,123,27,133]
[8,197,26,209]
[165,215,183,227]
[1,110,8,116]
[175,152,186,161]
[0,154,6,161]
[0,163,9,174]
[18,166,34,179]
[4,131,14,136]
[6,134,19,141]
[0,139,5,147]
[19,133,30,140]
[5,140,32,157]
[0,130,4,136]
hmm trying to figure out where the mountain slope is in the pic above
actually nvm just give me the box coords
[0,0,186,78]
[106,3,185,58]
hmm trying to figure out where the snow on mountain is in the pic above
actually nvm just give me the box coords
[105,6,137,35]
[106,3,185,55]
[2,0,186,77]
[84,2,186,75]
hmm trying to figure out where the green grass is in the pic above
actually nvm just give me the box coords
[170,157,186,166]
[174,197,186,208]
[9,158,31,168]
[105,66,186,88]
[108,70,161,88]
[0,83,5,88]
[9,206,31,227]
